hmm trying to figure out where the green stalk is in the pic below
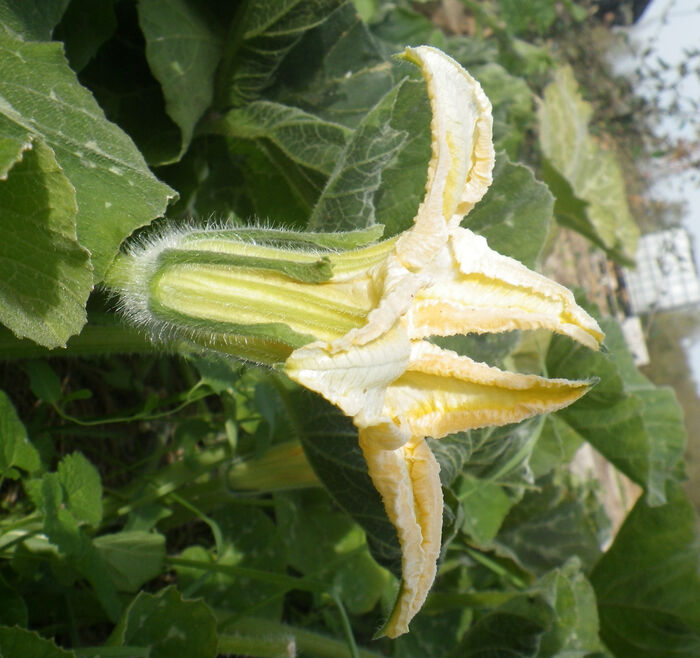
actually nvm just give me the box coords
[218,617,385,658]
[0,324,158,360]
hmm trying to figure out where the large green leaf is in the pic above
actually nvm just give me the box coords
[308,82,405,230]
[0,26,176,281]
[138,0,223,162]
[272,2,394,127]
[0,134,91,348]
[547,318,686,506]
[538,66,639,263]
[591,483,700,657]
[219,0,346,108]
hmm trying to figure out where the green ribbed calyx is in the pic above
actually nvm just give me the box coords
[104,225,394,365]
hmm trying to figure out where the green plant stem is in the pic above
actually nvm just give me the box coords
[218,617,385,658]
[464,546,528,589]
[75,647,150,657]
[0,324,158,360]
[217,631,295,658]
[165,555,328,593]
[424,590,519,612]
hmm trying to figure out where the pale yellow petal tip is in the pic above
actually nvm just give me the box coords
[394,46,495,270]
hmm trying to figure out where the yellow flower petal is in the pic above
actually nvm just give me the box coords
[395,46,494,271]
[358,431,442,638]
[404,227,604,350]
[332,46,495,351]
[285,325,411,439]
[384,341,592,440]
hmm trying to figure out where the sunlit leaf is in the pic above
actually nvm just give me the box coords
[538,66,639,263]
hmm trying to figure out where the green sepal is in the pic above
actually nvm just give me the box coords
[182,224,385,251]
[156,249,333,284]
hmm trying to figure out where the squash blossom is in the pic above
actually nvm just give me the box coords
[106,46,603,637]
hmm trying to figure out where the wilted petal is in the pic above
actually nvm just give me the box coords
[383,341,593,440]
[358,431,442,638]
[405,227,604,351]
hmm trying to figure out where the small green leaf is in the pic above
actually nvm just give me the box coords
[58,452,103,527]
[529,414,583,479]
[0,574,28,627]
[276,490,389,614]
[174,504,288,616]
[53,0,117,71]
[499,0,558,35]
[495,473,607,574]
[592,482,700,657]
[24,360,62,403]
[534,558,603,656]
[0,390,39,478]
[93,531,166,593]
[0,625,75,658]
[138,0,223,162]
[473,63,533,158]
[108,586,218,658]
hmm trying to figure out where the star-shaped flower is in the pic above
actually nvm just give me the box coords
[284,46,602,637]
[106,45,603,638]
